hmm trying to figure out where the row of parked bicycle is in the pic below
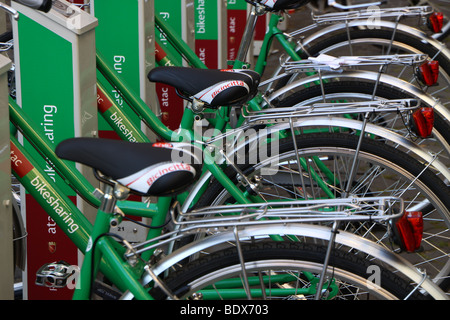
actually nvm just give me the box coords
[3,0,450,299]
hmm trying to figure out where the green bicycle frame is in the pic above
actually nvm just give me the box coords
[7,8,350,299]
[10,93,259,298]
[96,19,337,204]
[10,122,175,290]
[9,97,161,218]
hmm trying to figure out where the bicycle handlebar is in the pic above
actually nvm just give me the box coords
[0,3,19,20]
[13,0,52,13]
[0,0,52,21]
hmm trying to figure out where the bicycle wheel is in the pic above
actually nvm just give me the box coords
[272,79,450,166]
[195,133,450,290]
[151,241,426,300]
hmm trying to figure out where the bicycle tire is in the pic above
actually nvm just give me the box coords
[151,241,427,300]
[194,133,450,290]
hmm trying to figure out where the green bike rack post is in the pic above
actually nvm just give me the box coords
[91,0,157,243]
[154,1,227,129]
[154,0,192,131]
[191,0,227,69]
[91,0,157,142]
[12,0,98,300]
[0,54,13,300]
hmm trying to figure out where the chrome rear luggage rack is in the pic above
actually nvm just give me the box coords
[242,99,419,125]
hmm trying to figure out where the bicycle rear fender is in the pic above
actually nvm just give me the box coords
[268,70,450,160]
[267,21,450,89]
[269,70,450,123]
[141,224,448,300]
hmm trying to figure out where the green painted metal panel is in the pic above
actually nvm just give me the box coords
[94,0,141,135]
[18,15,75,195]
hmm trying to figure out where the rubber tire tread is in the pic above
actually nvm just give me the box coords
[151,242,426,300]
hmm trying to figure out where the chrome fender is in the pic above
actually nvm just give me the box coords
[268,21,450,91]
[267,70,450,158]
[268,70,450,122]
[146,224,448,300]
[300,21,450,63]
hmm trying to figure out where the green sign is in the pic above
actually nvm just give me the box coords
[12,0,98,299]
[194,0,221,68]
[228,0,248,10]
[195,0,218,40]
[155,0,186,130]
[94,0,141,137]
[155,0,184,66]
[17,15,75,195]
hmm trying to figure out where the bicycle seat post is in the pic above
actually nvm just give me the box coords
[98,182,129,216]
[236,4,265,64]
[73,181,129,300]
[99,183,116,215]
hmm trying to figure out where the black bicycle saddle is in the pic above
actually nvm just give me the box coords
[148,67,260,108]
[255,0,311,11]
[56,138,202,197]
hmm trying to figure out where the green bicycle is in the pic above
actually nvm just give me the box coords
[5,0,450,298]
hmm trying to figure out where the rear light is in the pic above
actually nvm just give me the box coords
[393,211,423,253]
[416,60,439,86]
[428,12,444,33]
[409,107,434,138]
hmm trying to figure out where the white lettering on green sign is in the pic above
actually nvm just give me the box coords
[196,0,206,34]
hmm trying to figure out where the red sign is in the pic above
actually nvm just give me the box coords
[25,195,78,300]
[97,86,113,114]
[156,83,184,131]
[196,39,219,69]
[10,142,33,178]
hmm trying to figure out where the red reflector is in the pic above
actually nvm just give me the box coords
[410,107,434,138]
[428,12,444,33]
[428,61,439,84]
[417,61,439,86]
[395,211,423,253]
